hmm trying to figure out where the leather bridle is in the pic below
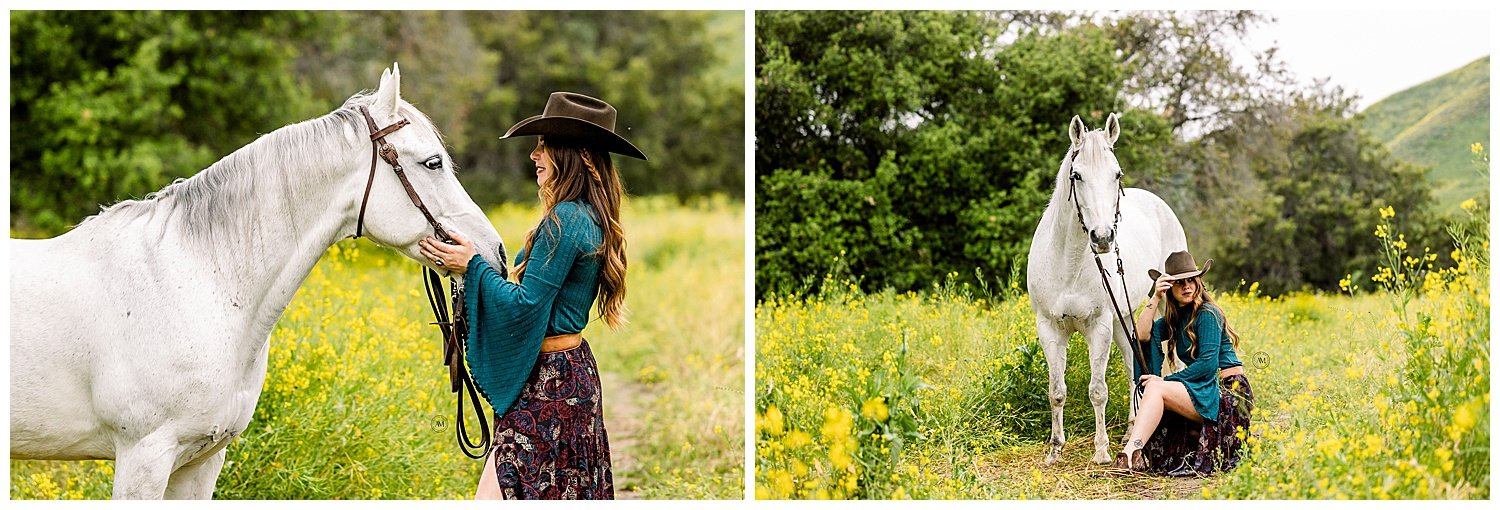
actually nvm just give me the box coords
[1066,144,1148,408]
[352,105,495,459]
[354,105,453,243]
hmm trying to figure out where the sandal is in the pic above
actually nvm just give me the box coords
[1111,449,1147,471]
[1127,449,1147,472]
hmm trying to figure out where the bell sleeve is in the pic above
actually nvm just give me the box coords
[461,203,588,414]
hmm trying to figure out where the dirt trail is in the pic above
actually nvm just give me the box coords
[970,436,1206,499]
[601,371,648,500]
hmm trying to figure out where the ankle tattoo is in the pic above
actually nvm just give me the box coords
[1130,439,1144,450]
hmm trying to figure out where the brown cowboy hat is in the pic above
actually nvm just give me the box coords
[1148,250,1213,282]
[500,91,647,160]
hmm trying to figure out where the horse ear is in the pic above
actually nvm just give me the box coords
[372,63,402,118]
[1068,115,1086,145]
[1105,112,1121,145]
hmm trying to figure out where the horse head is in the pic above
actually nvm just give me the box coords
[1064,113,1124,255]
[344,63,506,275]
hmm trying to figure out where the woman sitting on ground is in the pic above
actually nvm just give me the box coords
[1115,250,1254,476]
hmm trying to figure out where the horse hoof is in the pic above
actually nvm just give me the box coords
[1043,447,1062,466]
[1091,450,1113,465]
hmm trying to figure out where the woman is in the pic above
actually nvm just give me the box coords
[419,92,645,499]
[1115,250,1254,476]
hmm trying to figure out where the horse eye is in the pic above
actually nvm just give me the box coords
[1070,172,1081,181]
[422,156,443,171]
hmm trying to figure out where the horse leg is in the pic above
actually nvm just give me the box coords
[111,434,179,499]
[163,448,226,499]
[1085,319,1114,464]
[1113,325,1139,445]
[1037,318,1069,466]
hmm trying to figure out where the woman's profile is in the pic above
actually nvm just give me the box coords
[420,91,645,499]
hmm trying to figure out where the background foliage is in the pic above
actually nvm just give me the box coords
[755,11,1475,298]
[10,10,745,235]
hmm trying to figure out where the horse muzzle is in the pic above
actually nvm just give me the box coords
[1089,229,1115,254]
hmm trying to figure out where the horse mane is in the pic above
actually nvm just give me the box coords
[76,93,444,256]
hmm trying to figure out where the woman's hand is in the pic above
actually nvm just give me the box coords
[419,231,477,276]
[1138,374,1163,387]
[1151,277,1172,305]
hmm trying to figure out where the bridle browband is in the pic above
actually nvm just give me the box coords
[352,105,494,459]
[1066,141,1149,410]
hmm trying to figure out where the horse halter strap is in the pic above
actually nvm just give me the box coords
[353,106,454,244]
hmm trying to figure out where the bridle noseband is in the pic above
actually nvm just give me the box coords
[351,105,493,459]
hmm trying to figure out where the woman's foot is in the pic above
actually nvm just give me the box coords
[1112,439,1147,471]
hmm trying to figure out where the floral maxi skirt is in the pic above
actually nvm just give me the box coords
[1144,373,1254,476]
[489,339,614,499]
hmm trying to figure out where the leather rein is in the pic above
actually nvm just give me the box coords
[1066,145,1148,408]
[352,105,494,459]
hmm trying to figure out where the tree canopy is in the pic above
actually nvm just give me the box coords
[10,11,745,235]
[755,10,1448,298]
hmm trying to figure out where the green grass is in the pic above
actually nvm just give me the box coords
[1361,55,1489,212]
[10,195,745,499]
[756,211,1488,498]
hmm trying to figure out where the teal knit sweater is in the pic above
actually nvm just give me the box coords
[1134,303,1242,422]
[463,200,603,414]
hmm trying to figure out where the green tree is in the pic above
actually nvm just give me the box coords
[11,11,745,234]
[458,11,744,204]
[10,11,330,234]
[755,12,1172,297]
[1207,91,1441,294]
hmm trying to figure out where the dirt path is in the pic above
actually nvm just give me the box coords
[601,371,648,500]
[969,436,1206,499]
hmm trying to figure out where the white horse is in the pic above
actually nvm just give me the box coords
[10,64,506,499]
[1026,113,1187,465]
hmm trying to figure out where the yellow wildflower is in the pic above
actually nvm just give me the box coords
[762,405,786,437]
[861,396,890,422]
[785,430,812,449]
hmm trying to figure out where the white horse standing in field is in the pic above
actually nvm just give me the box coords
[1026,113,1187,465]
[10,64,506,498]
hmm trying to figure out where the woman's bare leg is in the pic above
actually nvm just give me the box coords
[1125,380,1200,450]
[474,449,504,500]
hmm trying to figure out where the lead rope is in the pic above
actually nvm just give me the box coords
[425,268,491,459]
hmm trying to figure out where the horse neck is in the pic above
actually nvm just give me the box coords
[132,113,365,332]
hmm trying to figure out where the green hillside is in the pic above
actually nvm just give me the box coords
[1361,56,1489,212]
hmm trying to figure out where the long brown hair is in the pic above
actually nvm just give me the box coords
[512,137,628,329]
[1159,276,1239,366]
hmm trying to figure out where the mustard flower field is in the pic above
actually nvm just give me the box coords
[755,203,1488,499]
[11,195,745,499]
